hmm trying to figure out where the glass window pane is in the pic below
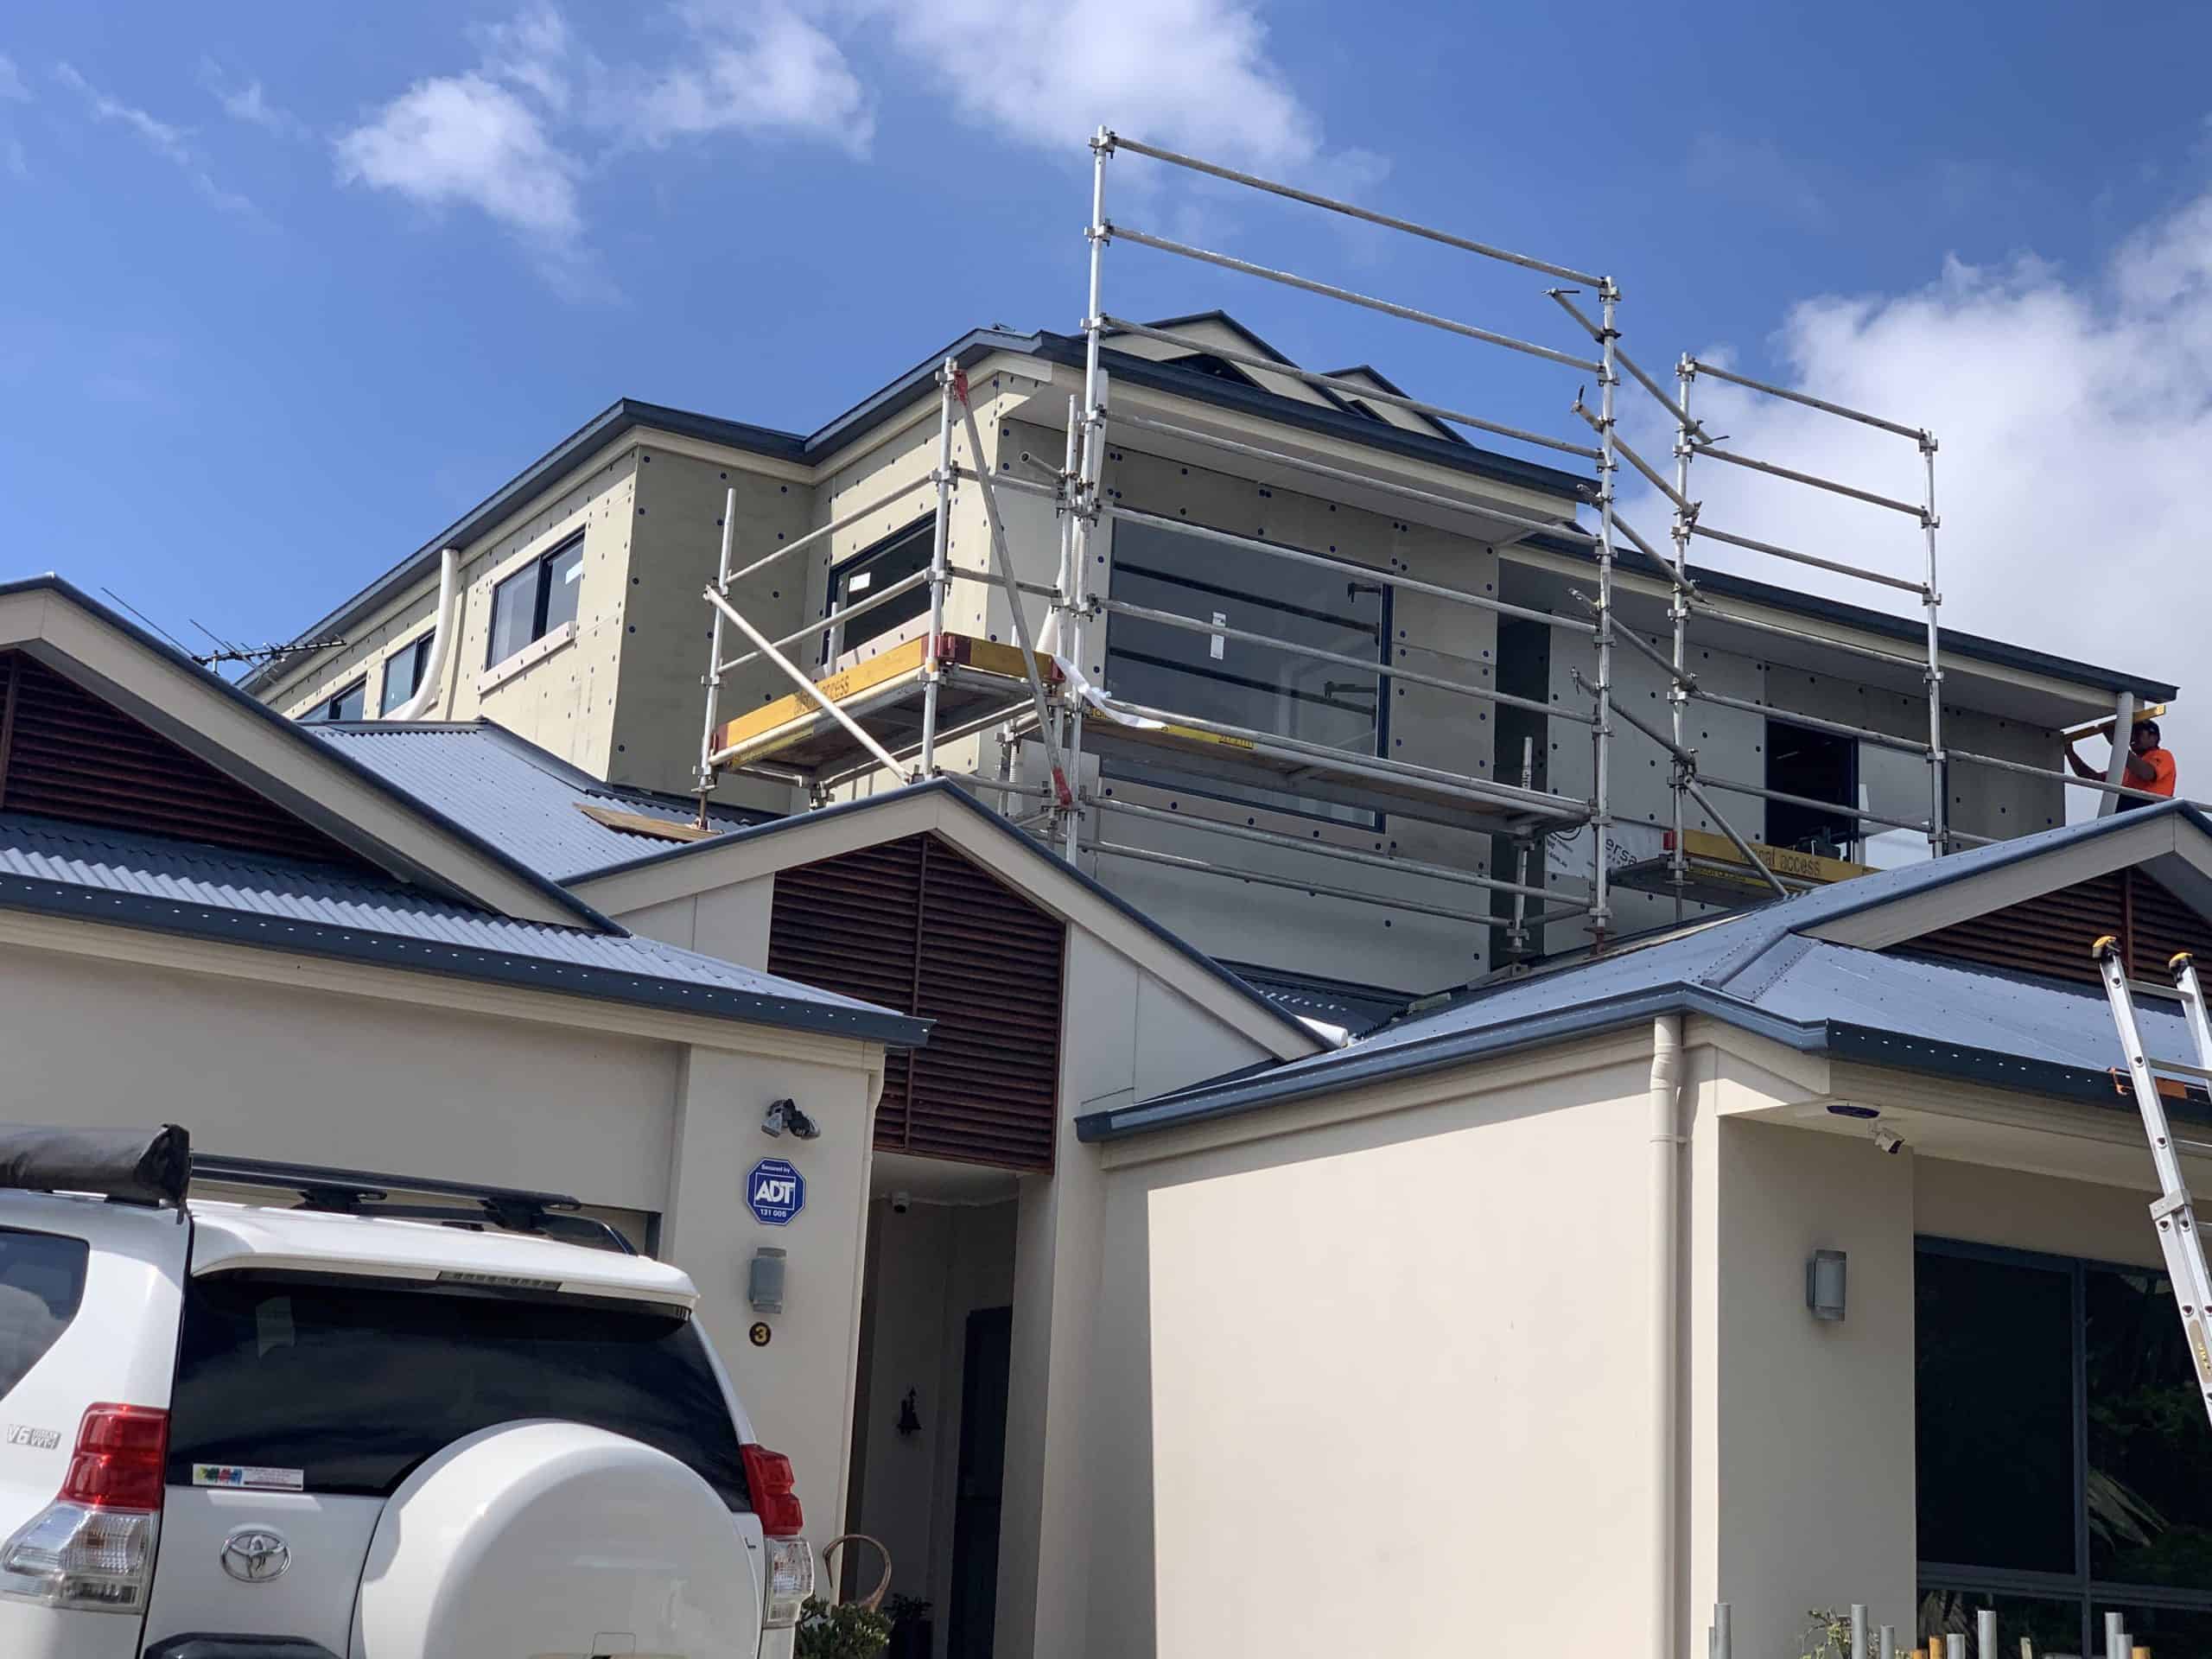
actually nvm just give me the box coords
[833,520,934,654]
[0,1227,89,1401]
[1858,742,1933,870]
[541,538,585,637]
[311,681,365,724]
[1917,1247,2077,1573]
[1101,520,1386,823]
[487,563,539,665]
[1919,1586,2083,1659]
[380,638,428,715]
[2088,1265,2212,1588]
[169,1274,750,1511]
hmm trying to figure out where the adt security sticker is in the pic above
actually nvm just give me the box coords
[747,1158,805,1226]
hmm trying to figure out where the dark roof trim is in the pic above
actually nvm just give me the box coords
[251,321,1595,682]
[1077,983,1819,1141]
[0,868,930,1046]
[1076,984,2174,1143]
[1321,363,1469,448]
[0,576,619,933]
[1525,534,2178,702]
[571,778,1322,1052]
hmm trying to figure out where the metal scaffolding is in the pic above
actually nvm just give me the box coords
[690,124,2175,958]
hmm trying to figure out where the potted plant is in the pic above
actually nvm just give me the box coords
[795,1595,892,1659]
[882,1592,933,1659]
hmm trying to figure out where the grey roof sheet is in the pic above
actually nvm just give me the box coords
[0,813,925,1046]
[309,722,766,883]
[1081,802,2210,1139]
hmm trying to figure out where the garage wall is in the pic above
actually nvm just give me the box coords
[0,942,677,1210]
[1702,1116,1916,1659]
[1077,1049,1657,1659]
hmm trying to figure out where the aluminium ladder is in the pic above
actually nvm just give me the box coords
[2094,937,2212,1429]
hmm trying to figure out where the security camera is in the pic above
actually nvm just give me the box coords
[1872,1126,1904,1156]
[890,1191,912,1215]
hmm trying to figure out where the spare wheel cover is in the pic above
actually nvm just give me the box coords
[351,1420,759,1658]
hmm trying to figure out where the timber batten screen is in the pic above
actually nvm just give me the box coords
[1902,868,2212,987]
[0,652,367,865]
[766,832,1065,1170]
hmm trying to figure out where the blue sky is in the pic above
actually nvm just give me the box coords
[3,0,2210,747]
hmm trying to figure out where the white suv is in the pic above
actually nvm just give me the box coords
[0,1125,814,1659]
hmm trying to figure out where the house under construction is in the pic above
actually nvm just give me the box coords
[231,130,2210,1659]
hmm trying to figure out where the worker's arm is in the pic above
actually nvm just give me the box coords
[2066,741,2100,779]
[2126,750,2159,784]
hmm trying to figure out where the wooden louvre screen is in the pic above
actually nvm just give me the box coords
[1904,867,2212,988]
[0,652,365,865]
[766,832,1065,1170]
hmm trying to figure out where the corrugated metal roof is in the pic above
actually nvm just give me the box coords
[310,722,768,883]
[0,812,925,1046]
[1082,803,2212,1140]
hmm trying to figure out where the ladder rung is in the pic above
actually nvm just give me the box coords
[2148,1055,2212,1082]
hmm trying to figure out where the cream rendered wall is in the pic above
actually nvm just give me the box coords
[0,940,677,1208]
[1705,1116,1916,1659]
[844,1198,1018,1653]
[1076,1050,1660,1659]
[0,935,885,1541]
[666,1044,882,1541]
[613,875,776,968]
[277,455,640,774]
[615,447,816,810]
[998,929,1286,1659]
[1914,1157,2160,1266]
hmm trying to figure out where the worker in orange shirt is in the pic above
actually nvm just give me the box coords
[2068,717,2176,811]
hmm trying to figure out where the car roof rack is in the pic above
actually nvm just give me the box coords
[188,1153,635,1255]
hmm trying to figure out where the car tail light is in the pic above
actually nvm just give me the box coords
[0,1404,168,1613]
[740,1442,804,1537]
[761,1535,815,1630]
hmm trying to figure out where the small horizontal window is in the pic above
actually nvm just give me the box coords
[302,679,365,724]
[487,535,587,669]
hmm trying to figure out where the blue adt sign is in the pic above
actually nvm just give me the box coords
[747,1158,805,1226]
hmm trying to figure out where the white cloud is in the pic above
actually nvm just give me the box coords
[473,6,574,114]
[200,60,309,141]
[1627,188,2212,798]
[54,62,253,215]
[614,3,871,155]
[0,54,29,103]
[849,0,1321,173]
[336,73,582,241]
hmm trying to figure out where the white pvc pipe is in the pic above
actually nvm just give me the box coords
[1649,1014,1686,1659]
[386,546,458,721]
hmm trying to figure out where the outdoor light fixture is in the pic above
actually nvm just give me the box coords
[1806,1249,1847,1322]
[748,1246,787,1315]
[761,1097,821,1141]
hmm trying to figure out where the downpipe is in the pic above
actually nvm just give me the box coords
[1649,1014,1685,1659]
[388,547,460,721]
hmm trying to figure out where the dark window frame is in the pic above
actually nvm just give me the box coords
[379,634,434,715]
[1916,1234,2212,1655]
[1099,526,1392,830]
[824,517,935,664]
[486,533,586,670]
[303,679,366,725]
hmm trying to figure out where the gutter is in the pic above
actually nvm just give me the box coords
[1076,984,1824,1141]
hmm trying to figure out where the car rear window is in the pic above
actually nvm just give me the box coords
[167,1273,750,1510]
[0,1227,89,1402]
